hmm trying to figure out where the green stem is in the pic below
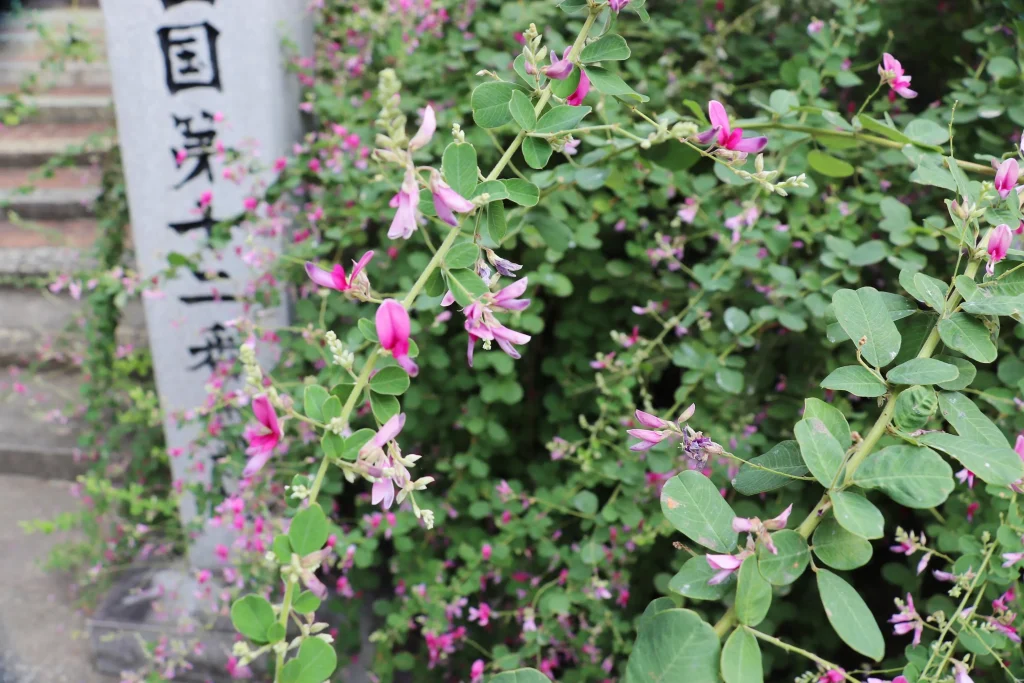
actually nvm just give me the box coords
[856,79,884,116]
[712,610,736,638]
[745,627,861,683]
[274,580,296,680]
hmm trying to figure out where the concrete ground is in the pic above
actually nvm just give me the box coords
[0,474,112,683]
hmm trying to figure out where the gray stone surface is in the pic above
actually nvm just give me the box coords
[0,187,98,220]
[0,60,110,88]
[0,474,113,682]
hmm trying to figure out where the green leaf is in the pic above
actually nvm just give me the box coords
[445,242,480,270]
[721,628,764,683]
[369,366,411,395]
[936,356,977,391]
[853,445,954,508]
[817,569,885,661]
[715,368,745,394]
[804,398,852,450]
[812,517,873,570]
[423,268,447,298]
[321,432,344,461]
[668,556,733,600]
[231,595,277,644]
[918,432,1024,485]
[886,358,959,385]
[289,503,329,555]
[904,119,949,146]
[470,180,509,202]
[522,136,552,169]
[266,622,286,643]
[660,470,738,553]
[303,385,329,422]
[584,67,650,103]
[961,295,1024,316]
[357,318,379,343]
[624,609,720,683]
[488,669,550,683]
[370,391,400,422]
[735,556,771,627]
[937,391,1008,447]
[441,142,478,199]
[820,366,887,397]
[724,307,751,334]
[485,201,508,244]
[832,287,902,367]
[830,491,884,539]
[914,272,948,312]
[342,428,375,461]
[446,268,489,306]
[733,441,809,495]
[471,82,518,128]
[638,597,677,631]
[509,90,537,130]
[550,66,581,99]
[271,535,292,563]
[580,34,630,62]
[794,418,845,488]
[910,163,957,191]
[534,105,592,134]
[292,590,322,614]
[938,313,997,363]
[856,115,913,145]
[572,490,598,515]
[768,89,799,116]
[756,530,810,586]
[280,636,338,683]
[807,150,855,178]
[848,240,887,266]
[501,179,540,206]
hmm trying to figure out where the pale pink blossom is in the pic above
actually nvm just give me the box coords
[987,223,1012,275]
[408,104,436,151]
[878,53,917,99]
[890,593,923,646]
[389,168,421,240]
[430,170,475,226]
[462,278,532,366]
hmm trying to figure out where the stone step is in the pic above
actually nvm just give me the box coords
[0,218,99,251]
[0,90,114,124]
[0,59,110,88]
[0,370,87,480]
[0,122,112,166]
[0,185,98,219]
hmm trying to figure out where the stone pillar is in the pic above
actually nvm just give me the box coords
[102,0,309,567]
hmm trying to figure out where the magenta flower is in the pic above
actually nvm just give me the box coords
[995,158,1019,199]
[698,100,768,154]
[878,53,917,99]
[430,170,475,226]
[242,395,283,477]
[608,0,630,11]
[542,46,573,80]
[732,504,793,554]
[956,468,975,489]
[819,671,845,683]
[987,223,1012,275]
[567,69,591,107]
[304,250,374,292]
[408,104,436,151]
[376,299,419,377]
[468,602,492,626]
[890,593,923,646]
[462,278,532,367]
[388,169,421,240]
[470,660,485,683]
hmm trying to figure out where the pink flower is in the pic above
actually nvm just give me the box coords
[698,100,768,154]
[226,656,253,679]
[359,413,410,510]
[304,251,374,292]
[877,53,917,99]
[819,669,845,683]
[462,278,532,367]
[1002,551,1024,568]
[953,661,974,683]
[890,593,923,646]
[987,225,1012,275]
[376,299,419,377]
[408,104,436,151]
[807,19,824,34]
[608,0,630,12]
[706,551,748,585]
[542,46,573,80]
[732,504,792,554]
[956,468,975,489]
[867,678,907,683]
[481,544,492,561]
[470,659,486,683]
[388,169,421,240]
[242,395,282,476]
[634,409,669,429]
[995,158,1019,199]
[430,170,475,226]
[567,69,591,107]
[468,602,492,626]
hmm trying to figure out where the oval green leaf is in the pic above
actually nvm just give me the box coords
[369,366,411,396]
[756,529,810,586]
[794,418,845,488]
[853,445,954,508]
[820,365,888,398]
[937,391,1008,447]
[441,142,478,199]
[807,150,855,178]
[580,33,630,63]
[509,90,537,131]
[937,313,997,363]
[886,358,959,385]
[735,556,772,627]
[489,669,550,683]
[812,517,873,570]
[231,594,276,644]
[660,470,738,553]
[280,636,338,683]
[471,82,518,128]
[534,105,592,135]
[721,628,764,683]
[624,609,720,683]
[289,503,329,556]
[668,555,733,600]
[830,490,884,539]
[804,398,852,450]
[732,441,810,495]
[918,431,1024,485]
[817,569,885,661]
[832,287,902,368]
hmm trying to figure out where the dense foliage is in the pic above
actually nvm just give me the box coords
[20,0,1024,681]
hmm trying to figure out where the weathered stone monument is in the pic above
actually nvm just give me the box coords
[88,1,311,678]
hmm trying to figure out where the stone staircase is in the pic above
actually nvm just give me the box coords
[0,2,145,480]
